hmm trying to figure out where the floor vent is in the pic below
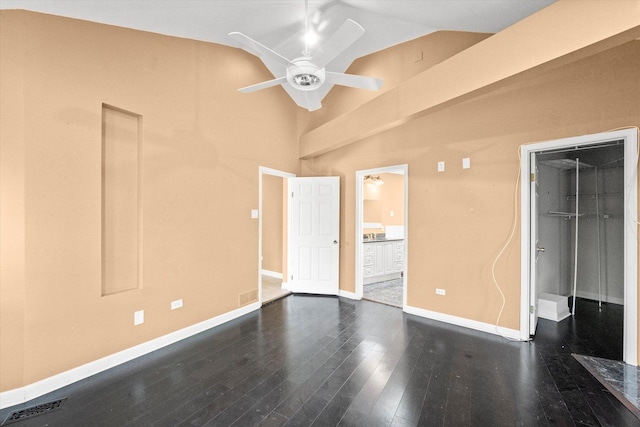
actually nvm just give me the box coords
[2,398,66,425]
[238,289,258,306]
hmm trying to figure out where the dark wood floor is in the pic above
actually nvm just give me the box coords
[1,296,636,426]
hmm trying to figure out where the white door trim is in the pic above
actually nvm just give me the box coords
[520,129,638,365]
[355,164,409,309]
[259,166,295,304]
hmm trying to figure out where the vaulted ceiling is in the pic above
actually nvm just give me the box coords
[1,0,556,109]
[1,1,555,67]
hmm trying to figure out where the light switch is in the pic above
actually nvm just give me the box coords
[438,161,445,172]
[251,209,259,219]
[462,157,471,169]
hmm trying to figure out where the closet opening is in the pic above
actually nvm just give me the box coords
[520,127,639,366]
[534,141,625,359]
[521,128,638,366]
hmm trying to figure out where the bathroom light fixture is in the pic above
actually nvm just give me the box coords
[364,175,384,185]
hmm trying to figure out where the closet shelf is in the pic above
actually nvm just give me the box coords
[542,211,623,219]
[566,192,623,200]
[581,212,624,219]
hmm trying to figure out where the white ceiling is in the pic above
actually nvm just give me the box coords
[1,0,555,63]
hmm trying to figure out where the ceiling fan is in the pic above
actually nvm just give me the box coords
[228,1,383,111]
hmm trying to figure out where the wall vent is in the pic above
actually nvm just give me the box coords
[238,289,258,307]
[2,398,66,425]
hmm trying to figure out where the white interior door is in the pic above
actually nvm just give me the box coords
[530,152,539,335]
[289,177,340,295]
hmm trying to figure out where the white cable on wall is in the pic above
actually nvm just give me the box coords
[492,146,525,341]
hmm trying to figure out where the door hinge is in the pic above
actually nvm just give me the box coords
[291,274,293,280]
[530,305,535,314]
[530,173,535,183]
[291,192,294,198]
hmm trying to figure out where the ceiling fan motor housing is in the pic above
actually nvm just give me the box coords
[287,58,325,91]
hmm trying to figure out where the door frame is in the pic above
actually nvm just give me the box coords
[355,164,409,308]
[519,129,638,365]
[258,166,295,304]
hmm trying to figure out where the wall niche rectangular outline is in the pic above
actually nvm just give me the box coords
[101,104,143,296]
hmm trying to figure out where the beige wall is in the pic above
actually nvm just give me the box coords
[2,2,640,396]
[0,11,300,391]
[302,39,640,331]
[0,10,27,392]
[300,31,491,134]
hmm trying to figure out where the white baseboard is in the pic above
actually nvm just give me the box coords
[403,305,521,341]
[339,290,358,300]
[0,302,261,410]
[261,270,283,280]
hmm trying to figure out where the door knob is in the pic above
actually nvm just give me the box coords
[333,240,338,244]
[536,247,545,252]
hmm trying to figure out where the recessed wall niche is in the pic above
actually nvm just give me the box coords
[101,104,142,296]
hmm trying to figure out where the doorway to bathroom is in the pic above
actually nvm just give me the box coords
[355,165,408,308]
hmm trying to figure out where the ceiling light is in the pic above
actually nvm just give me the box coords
[364,175,384,185]
[304,30,317,46]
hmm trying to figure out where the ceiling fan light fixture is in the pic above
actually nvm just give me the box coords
[286,60,325,91]
[294,73,320,86]
[304,30,318,46]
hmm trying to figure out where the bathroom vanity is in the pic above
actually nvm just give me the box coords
[363,237,404,284]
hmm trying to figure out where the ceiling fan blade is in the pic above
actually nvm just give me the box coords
[281,85,323,111]
[304,91,322,111]
[238,76,287,93]
[229,32,294,66]
[325,72,383,91]
[311,19,365,69]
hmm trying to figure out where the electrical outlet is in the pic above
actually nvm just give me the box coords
[134,310,144,325]
[462,157,471,169]
[438,161,445,172]
[436,288,446,296]
[171,299,183,310]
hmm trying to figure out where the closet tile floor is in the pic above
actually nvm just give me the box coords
[1,296,634,426]
[574,354,640,418]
